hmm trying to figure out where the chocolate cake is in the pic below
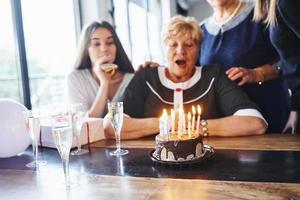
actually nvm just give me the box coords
[154,132,203,162]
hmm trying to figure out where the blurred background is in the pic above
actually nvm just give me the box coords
[0,0,213,109]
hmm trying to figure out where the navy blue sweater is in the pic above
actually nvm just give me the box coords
[200,3,291,133]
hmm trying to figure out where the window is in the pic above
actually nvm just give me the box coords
[128,0,149,67]
[114,0,163,69]
[0,0,77,109]
[21,0,77,107]
[0,1,22,102]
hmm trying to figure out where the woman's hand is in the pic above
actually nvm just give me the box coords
[136,61,160,72]
[89,56,122,118]
[283,111,298,134]
[226,67,257,86]
[92,55,114,85]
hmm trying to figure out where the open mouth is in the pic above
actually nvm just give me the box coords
[175,59,186,66]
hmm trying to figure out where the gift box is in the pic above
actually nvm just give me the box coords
[39,118,105,148]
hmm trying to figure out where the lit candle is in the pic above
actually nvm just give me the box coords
[182,112,186,135]
[179,105,185,138]
[192,106,196,132]
[177,109,181,138]
[171,109,175,134]
[188,112,191,138]
[196,105,202,134]
[159,115,164,137]
[174,88,183,112]
[162,109,168,139]
[160,109,168,140]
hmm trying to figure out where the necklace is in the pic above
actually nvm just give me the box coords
[213,0,242,26]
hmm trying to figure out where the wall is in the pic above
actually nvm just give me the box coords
[79,0,113,26]
[161,0,177,26]
[79,0,178,28]
[188,1,213,22]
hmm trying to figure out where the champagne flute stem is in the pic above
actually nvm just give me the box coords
[35,143,38,164]
[31,142,38,166]
[115,130,121,152]
[62,157,70,185]
[76,134,81,151]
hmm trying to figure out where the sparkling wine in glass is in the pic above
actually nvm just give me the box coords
[51,113,74,188]
[70,103,89,156]
[108,102,128,156]
[23,110,47,168]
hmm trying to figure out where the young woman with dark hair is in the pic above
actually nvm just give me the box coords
[67,21,134,117]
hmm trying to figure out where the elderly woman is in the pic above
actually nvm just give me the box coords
[200,0,291,133]
[142,0,290,133]
[104,15,267,139]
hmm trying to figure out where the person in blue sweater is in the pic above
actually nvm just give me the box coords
[200,0,291,133]
[254,0,300,133]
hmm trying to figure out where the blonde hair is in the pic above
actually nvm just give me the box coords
[162,15,203,45]
[253,0,277,27]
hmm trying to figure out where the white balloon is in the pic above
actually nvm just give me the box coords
[0,99,31,158]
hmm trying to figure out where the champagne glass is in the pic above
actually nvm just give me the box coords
[23,110,47,168]
[107,102,128,156]
[70,103,89,156]
[51,113,74,187]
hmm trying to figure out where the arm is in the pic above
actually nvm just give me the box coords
[66,71,90,111]
[66,69,110,117]
[88,82,109,117]
[103,115,159,139]
[226,64,280,86]
[104,68,158,139]
[89,58,120,117]
[200,115,267,137]
[214,66,268,136]
[87,74,125,117]
[136,61,160,72]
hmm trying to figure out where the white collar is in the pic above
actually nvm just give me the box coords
[213,0,242,27]
[203,2,253,35]
[158,66,202,90]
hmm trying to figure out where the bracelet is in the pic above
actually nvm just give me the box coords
[255,68,265,85]
[200,120,208,137]
[272,63,281,76]
[256,64,281,85]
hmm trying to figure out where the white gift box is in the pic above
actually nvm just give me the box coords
[39,118,105,148]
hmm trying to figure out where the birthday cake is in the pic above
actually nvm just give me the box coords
[154,132,203,162]
[154,102,203,162]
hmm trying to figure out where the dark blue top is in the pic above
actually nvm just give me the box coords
[200,3,291,133]
[269,0,300,110]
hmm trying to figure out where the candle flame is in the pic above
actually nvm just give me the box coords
[179,104,184,113]
[192,106,196,115]
[160,109,168,120]
[197,105,201,115]
[171,109,175,115]
[163,109,167,118]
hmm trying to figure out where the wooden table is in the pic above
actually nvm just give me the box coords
[0,134,300,200]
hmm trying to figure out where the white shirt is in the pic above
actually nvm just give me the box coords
[66,69,134,116]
